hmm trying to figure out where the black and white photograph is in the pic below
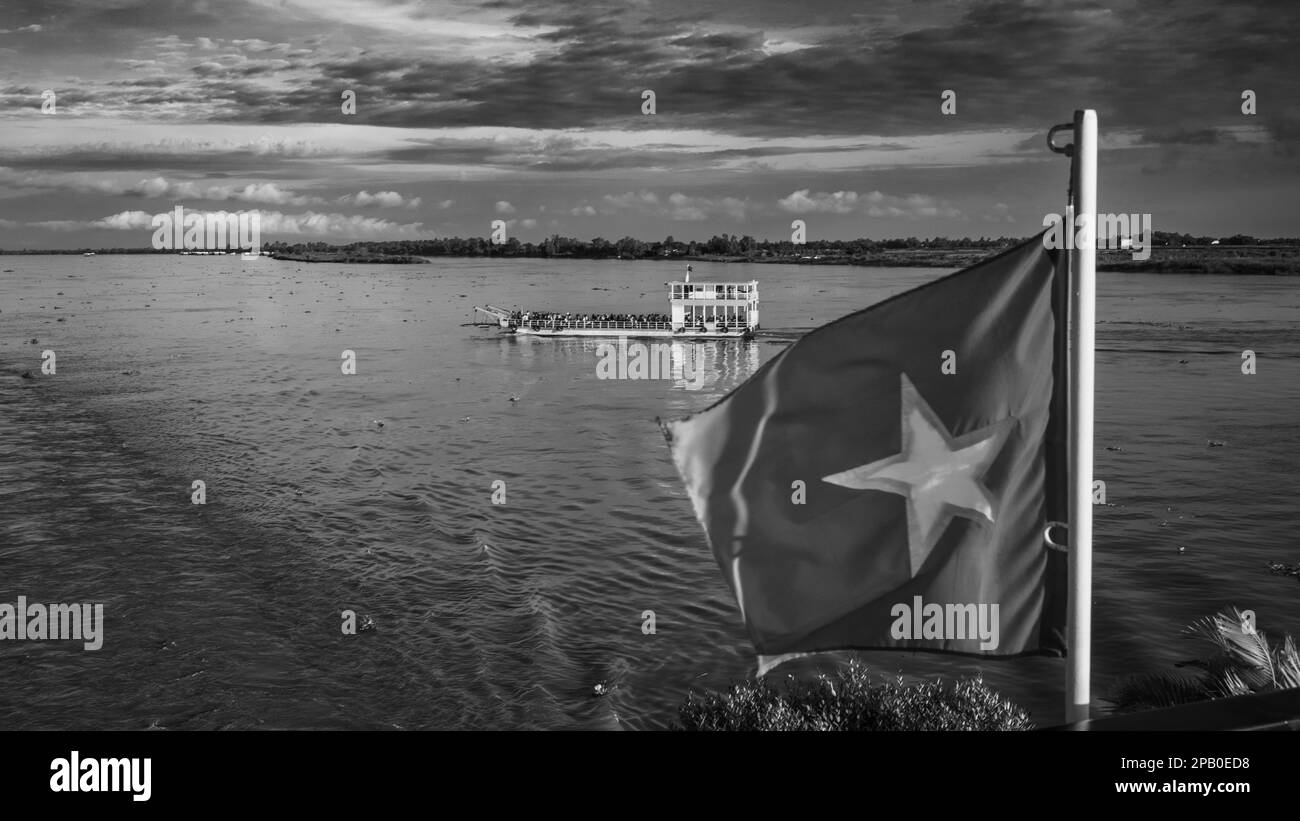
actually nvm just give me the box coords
[1,0,1297,802]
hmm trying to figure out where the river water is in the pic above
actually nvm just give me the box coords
[2,254,1297,729]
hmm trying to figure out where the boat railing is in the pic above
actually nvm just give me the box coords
[520,320,674,331]
[672,290,756,300]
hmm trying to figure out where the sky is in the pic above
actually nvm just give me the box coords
[1,0,1297,250]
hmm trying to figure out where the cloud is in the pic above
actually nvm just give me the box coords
[229,183,316,206]
[1138,128,1230,146]
[0,0,1295,152]
[778,189,962,220]
[29,220,90,231]
[92,210,157,230]
[778,189,861,214]
[131,177,204,199]
[603,191,659,209]
[2,1,1297,243]
[0,24,42,34]
[27,208,428,239]
[0,171,333,207]
[666,192,749,221]
[982,203,1016,223]
[599,189,749,221]
[0,136,333,174]
[254,210,427,237]
[338,190,422,209]
[494,200,515,214]
[127,177,318,206]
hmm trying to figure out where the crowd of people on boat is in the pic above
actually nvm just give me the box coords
[509,310,672,329]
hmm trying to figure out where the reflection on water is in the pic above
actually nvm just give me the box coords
[505,335,762,388]
[1,254,1299,730]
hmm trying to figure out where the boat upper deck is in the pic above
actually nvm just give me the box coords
[666,280,759,302]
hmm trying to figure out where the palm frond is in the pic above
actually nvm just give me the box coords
[1276,635,1300,690]
[1105,672,1210,713]
[1208,667,1253,699]
[1185,606,1277,687]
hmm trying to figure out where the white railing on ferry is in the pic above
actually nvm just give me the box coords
[522,321,673,331]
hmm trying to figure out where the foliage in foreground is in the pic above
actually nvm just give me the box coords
[677,661,1033,731]
[1107,606,1300,714]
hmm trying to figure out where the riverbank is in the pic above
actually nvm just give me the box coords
[7,243,1300,274]
[264,245,1300,273]
[267,251,427,264]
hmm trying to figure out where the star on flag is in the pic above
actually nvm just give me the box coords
[822,372,1016,578]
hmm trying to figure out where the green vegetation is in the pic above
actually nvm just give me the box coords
[1106,607,1300,714]
[8,232,1300,273]
[256,231,1300,262]
[1098,245,1300,275]
[676,661,1033,731]
[679,607,1300,730]
[267,251,425,264]
[256,233,1021,262]
[255,233,1300,273]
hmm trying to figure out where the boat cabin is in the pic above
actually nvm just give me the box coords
[667,280,759,333]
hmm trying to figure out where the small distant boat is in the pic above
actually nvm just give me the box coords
[476,273,760,340]
[82,251,95,256]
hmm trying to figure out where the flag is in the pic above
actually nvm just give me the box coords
[662,233,1069,666]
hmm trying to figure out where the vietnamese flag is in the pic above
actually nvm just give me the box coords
[662,233,1069,665]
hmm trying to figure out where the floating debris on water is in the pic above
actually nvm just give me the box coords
[1267,561,1300,579]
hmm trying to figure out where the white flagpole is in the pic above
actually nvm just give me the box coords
[1066,109,1097,724]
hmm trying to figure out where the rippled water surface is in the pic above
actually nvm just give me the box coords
[2,255,1298,729]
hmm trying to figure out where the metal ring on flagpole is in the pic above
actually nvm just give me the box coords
[1047,123,1075,156]
[1043,520,1069,551]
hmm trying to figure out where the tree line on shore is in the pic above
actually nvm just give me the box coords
[4,231,1297,257]
[260,231,1300,260]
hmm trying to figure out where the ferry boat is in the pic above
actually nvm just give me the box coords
[475,276,760,340]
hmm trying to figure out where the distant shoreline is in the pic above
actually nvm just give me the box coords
[262,243,1300,274]
[5,245,1300,274]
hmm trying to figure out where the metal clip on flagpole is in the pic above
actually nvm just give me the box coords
[1049,111,1097,724]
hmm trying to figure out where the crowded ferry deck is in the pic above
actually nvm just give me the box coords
[475,275,760,339]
